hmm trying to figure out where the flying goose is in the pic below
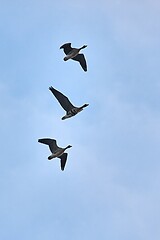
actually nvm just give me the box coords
[49,86,89,120]
[38,138,72,171]
[60,43,87,71]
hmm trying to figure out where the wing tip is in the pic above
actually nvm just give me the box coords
[49,86,53,91]
[60,42,71,49]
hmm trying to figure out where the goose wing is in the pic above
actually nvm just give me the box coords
[49,86,75,112]
[58,153,68,171]
[60,43,72,55]
[38,138,58,153]
[72,54,87,72]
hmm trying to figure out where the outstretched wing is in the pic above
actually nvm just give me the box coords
[38,138,58,153]
[49,86,75,111]
[60,43,72,55]
[58,153,68,171]
[72,54,87,72]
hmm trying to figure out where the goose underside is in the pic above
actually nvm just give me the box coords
[48,154,55,160]
[62,108,82,120]
[64,51,78,61]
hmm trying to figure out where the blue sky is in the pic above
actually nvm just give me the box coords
[0,0,160,239]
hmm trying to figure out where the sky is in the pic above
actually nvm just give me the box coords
[0,0,160,239]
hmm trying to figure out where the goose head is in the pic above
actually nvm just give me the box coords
[81,103,89,108]
[66,145,72,149]
[80,45,87,50]
[64,145,72,150]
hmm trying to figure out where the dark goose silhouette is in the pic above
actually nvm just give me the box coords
[60,43,87,71]
[38,138,72,171]
[49,86,89,120]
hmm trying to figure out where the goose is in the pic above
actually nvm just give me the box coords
[38,138,72,171]
[60,43,87,71]
[49,86,89,120]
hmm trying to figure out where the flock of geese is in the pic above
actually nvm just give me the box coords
[38,43,88,171]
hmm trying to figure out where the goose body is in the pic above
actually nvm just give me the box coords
[38,138,72,171]
[49,86,89,120]
[60,43,87,71]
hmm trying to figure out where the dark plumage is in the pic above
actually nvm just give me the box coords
[49,86,89,120]
[38,138,72,171]
[60,43,87,71]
